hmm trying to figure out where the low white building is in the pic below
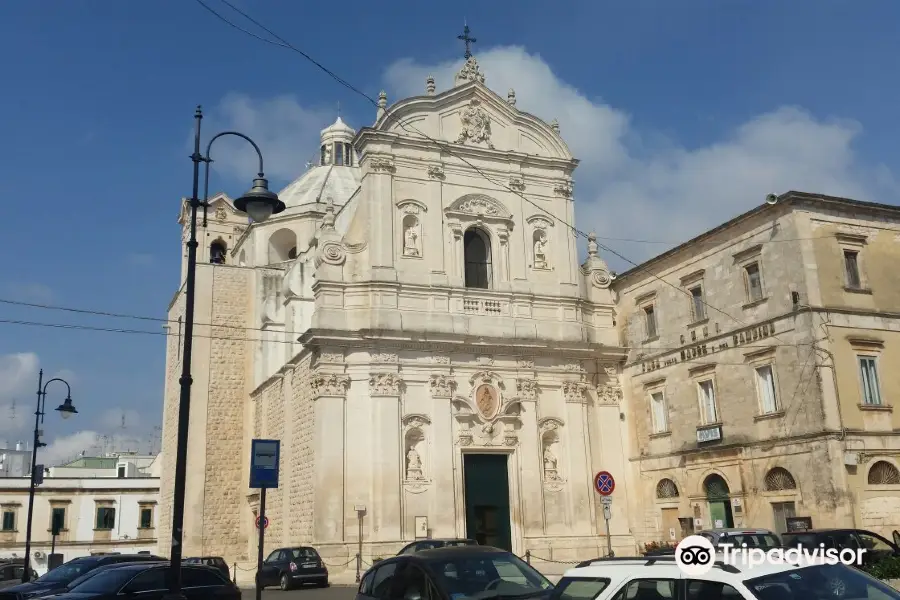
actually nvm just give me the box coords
[0,453,161,574]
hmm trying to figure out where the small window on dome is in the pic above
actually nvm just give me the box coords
[345,144,352,166]
[288,247,298,260]
[334,142,344,166]
[320,145,327,166]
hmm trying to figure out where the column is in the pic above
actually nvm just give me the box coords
[313,374,350,543]
[367,157,396,275]
[371,372,403,541]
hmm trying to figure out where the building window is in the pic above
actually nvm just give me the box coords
[95,507,116,530]
[755,365,779,414]
[745,262,764,302]
[320,144,327,165]
[209,241,226,265]
[844,250,861,289]
[643,305,658,339]
[51,507,66,533]
[117,465,126,478]
[771,501,796,536]
[697,379,718,424]
[1,510,14,531]
[463,228,492,289]
[689,286,705,321]
[139,507,153,529]
[859,356,882,405]
[650,391,668,434]
[334,142,344,166]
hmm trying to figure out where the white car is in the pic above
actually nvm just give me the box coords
[553,554,900,599]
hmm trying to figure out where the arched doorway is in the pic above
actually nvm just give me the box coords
[704,474,733,529]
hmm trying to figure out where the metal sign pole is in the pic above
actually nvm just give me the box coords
[255,488,267,600]
[357,511,363,582]
[604,510,613,557]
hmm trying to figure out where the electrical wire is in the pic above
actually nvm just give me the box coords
[0,295,806,353]
[191,0,799,348]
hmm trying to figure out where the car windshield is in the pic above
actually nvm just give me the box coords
[68,568,140,594]
[745,562,900,600]
[428,552,553,599]
[35,558,101,583]
[291,549,318,560]
[445,541,477,547]
[721,534,781,549]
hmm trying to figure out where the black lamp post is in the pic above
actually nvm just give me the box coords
[165,106,284,600]
[21,369,77,583]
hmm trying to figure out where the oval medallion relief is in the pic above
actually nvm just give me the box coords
[474,384,500,420]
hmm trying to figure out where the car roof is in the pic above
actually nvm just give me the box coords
[703,528,776,534]
[563,554,814,585]
[412,546,508,559]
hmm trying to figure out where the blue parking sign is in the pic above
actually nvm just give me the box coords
[249,439,280,489]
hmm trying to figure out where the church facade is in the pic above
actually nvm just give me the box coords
[157,54,634,575]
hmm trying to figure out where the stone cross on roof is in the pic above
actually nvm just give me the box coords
[457,24,476,59]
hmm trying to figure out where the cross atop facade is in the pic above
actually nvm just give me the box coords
[457,24,476,59]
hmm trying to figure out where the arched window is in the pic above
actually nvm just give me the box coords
[764,467,797,491]
[656,478,679,499]
[335,142,345,166]
[210,240,227,265]
[464,228,491,289]
[268,228,298,264]
[320,145,327,165]
[703,474,730,499]
[868,460,900,485]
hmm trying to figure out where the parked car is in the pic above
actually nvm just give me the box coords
[46,562,238,600]
[0,561,37,590]
[698,528,783,550]
[397,539,477,555]
[0,553,164,600]
[782,528,900,568]
[183,557,230,581]
[556,553,900,599]
[62,560,168,592]
[257,547,328,590]
[356,546,553,600]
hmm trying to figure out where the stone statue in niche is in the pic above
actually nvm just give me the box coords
[534,232,548,269]
[323,145,332,165]
[543,446,560,481]
[403,219,420,257]
[406,447,423,480]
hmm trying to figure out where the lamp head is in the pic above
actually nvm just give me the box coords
[234,177,285,223]
[55,397,78,419]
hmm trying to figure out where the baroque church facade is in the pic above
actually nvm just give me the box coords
[157,54,634,572]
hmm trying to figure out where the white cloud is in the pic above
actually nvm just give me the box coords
[1,282,55,304]
[209,45,896,269]
[0,352,38,405]
[202,93,335,183]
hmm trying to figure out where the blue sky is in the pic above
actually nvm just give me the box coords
[1,0,898,462]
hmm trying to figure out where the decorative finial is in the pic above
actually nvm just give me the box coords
[457,24,477,59]
[322,197,336,230]
[426,76,435,95]
[507,89,516,106]
[550,119,560,134]
[587,232,599,257]
[376,90,387,121]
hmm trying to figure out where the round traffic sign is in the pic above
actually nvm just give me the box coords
[255,515,269,529]
[594,471,615,496]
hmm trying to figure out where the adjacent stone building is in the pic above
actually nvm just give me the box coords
[615,191,900,545]
[158,53,634,578]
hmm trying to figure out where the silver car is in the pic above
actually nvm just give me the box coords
[697,528,782,550]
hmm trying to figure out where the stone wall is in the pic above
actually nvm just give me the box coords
[157,287,185,557]
[199,266,252,560]
[288,356,315,542]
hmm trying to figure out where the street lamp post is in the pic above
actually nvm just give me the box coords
[21,369,78,583]
[165,106,284,600]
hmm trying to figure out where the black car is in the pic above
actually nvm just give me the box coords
[782,528,900,567]
[0,553,165,600]
[397,539,478,555]
[257,547,328,590]
[62,561,168,592]
[0,562,37,591]
[356,546,553,600]
[45,562,239,600]
[183,557,230,582]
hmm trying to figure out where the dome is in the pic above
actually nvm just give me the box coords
[321,116,354,137]
[277,163,361,210]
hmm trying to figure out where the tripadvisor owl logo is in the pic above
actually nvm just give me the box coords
[675,536,716,575]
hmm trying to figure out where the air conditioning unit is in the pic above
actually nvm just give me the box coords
[34,551,44,559]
